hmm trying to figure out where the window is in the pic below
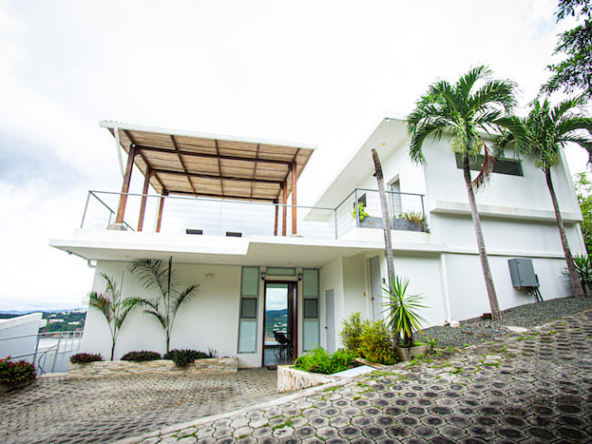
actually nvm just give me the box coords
[454,153,523,177]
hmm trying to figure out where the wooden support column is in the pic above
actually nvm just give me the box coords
[155,190,168,233]
[116,145,137,224]
[137,168,152,232]
[282,180,288,236]
[291,161,298,235]
[273,199,279,236]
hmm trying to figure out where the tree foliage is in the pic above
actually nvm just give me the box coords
[406,65,526,321]
[128,257,199,353]
[88,273,140,360]
[574,172,592,253]
[500,97,592,298]
[542,0,592,100]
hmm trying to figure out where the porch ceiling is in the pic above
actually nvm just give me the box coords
[100,121,316,202]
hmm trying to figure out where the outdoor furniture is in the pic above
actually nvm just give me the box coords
[273,331,292,356]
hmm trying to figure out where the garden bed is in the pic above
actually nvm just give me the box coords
[67,356,238,379]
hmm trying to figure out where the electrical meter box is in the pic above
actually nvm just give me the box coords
[508,258,538,288]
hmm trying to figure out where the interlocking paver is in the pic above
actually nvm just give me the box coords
[4,309,592,443]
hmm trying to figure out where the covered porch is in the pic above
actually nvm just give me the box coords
[100,121,316,237]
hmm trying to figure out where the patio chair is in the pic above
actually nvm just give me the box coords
[274,331,292,356]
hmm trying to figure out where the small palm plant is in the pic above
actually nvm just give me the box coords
[127,257,199,354]
[382,276,427,349]
[88,273,141,360]
[566,254,592,296]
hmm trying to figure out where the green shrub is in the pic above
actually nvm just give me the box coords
[358,320,396,365]
[340,312,366,353]
[0,356,36,385]
[294,346,358,375]
[164,349,209,367]
[121,351,162,362]
[70,353,103,364]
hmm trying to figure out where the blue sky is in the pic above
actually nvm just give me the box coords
[0,0,588,311]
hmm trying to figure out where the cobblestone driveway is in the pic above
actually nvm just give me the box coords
[130,309,592,443]
[1,368,281,443]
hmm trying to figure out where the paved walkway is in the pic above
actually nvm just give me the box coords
[1,368,281,443]
[125,309,592,443]
[2,309,591,443]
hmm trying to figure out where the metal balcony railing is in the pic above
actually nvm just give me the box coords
[80,188,427,240]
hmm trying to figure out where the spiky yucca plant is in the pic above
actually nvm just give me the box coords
[382,276,427,349]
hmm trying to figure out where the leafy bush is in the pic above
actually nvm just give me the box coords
[70,353,103,364]
[294,346,358,375]
[565,254,592,295]
[121,351,162,362]
[340,312,366,353]
[164,349,209,367]
[358,320,396,365]
[0,356,36,385]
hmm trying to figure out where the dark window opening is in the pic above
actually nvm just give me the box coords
[455,153,523,177]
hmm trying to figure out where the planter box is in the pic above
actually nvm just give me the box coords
[277,365,338,393]
[395,345,431,362]
[67,356,238,379]
[0,379,35,393]
[277,362,376,393]
[359,217,423,232]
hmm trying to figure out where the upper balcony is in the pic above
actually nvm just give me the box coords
[80,187,428,241]
[51,121,430,265]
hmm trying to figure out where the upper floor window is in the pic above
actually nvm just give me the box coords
[454,154,523,177]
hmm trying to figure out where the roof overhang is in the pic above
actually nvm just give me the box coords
[100,121,316,202]
[311,117,409,209]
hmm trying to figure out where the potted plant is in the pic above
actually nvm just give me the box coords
[382,276,430,361]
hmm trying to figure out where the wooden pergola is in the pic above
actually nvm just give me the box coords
[99,121,316,236]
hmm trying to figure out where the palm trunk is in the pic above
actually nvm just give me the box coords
[372,149,396,289]
[545,169,585,298]
[463,156,502,322]
[111,340,116,361]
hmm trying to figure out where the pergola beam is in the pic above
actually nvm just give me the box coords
[133,144,294,166]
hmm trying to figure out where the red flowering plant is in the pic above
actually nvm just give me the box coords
[0,356,37,385]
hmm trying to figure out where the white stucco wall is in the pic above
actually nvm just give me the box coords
[0,313,42,362]
[319,257,345,349]
[81,261,241,361]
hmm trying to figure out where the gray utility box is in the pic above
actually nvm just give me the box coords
[508,258,539,288]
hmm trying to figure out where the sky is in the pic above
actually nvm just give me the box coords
[0,0,589,312]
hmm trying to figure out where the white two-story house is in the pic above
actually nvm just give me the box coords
[50,117,585,367]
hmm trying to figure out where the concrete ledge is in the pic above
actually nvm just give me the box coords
[67,356,238,379]
[277,365,338,393]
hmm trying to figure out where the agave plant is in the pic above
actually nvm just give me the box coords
[382,276,427,348]
[88,273,141,360]
[565,254,592,296]
[127,256,199,353]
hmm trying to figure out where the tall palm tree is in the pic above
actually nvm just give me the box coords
[502,97,592,298]
[128,256,199,353]
[88,273,140,360]
[406,66,527,322]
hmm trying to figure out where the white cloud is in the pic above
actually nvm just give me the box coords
[0,0,588,311]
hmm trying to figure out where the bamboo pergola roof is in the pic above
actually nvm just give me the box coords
[100,121,316,202]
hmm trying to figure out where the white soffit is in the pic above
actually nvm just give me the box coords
[312,117,409,209]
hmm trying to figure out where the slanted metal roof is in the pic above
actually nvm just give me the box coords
[100,121,316,202]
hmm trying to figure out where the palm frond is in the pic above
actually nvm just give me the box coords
[171,284,199,314]
[144,308,167,330]
[128,259,167,296]
[88,291,114,323]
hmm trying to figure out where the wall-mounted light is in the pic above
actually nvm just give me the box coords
[298,273,303,281]
[261,272,266,280]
